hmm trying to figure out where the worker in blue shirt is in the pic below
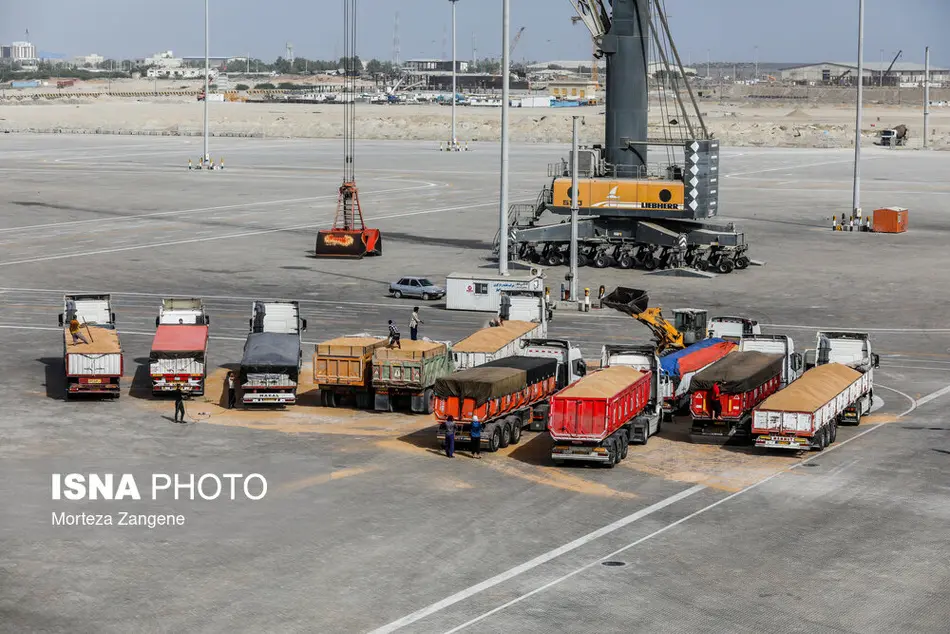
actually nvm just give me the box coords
[470,415,482,459]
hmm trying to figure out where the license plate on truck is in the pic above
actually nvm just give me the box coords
[86,379,102,384]
[755,435,807,449]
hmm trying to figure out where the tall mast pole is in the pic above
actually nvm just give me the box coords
[852,0,865,219]
[450,0,459,147]
[203,0,210,166]
[498,0,510,275]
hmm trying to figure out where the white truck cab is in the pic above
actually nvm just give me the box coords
[739,334,803,387]
[600,344,667,441]
[708,316,761,341]
[156,298,210,327]
[521,338,586,430]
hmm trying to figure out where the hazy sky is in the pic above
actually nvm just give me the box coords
[1,0,947,66]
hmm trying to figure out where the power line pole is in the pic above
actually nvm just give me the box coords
[852,0,865,219]
[498,0,510,275]
[203,0,210,166]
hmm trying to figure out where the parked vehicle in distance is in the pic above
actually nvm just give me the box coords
[389,276,445,300]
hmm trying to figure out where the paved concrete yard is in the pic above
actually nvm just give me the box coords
[0,134,948,633]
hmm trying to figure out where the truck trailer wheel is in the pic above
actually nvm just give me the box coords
[488,427,502,452]
[830,420,838,444]
[510,419,523,444]
[604,441,618,468]
[620,432,629,459]
[500,423,511,448]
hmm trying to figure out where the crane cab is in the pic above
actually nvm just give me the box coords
[672,309,708,346]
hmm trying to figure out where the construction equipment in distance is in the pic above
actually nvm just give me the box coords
[502,0,749,274]
[601,287,707,353]
[314,0,382,259]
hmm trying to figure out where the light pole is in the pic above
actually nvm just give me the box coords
[852,0,865,219]
[203,0,210,166]
[753,45,758,81]
[450,0,459,148]
[924,46,930,149]
[570,116,580,302]
[498,0,510,275]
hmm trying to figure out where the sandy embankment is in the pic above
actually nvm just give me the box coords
[1,99,947,149]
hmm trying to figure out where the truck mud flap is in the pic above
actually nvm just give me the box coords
[374,392,392,412]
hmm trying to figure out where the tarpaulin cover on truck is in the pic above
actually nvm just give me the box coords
[757,363,862,412]
[241,333,300,371]
[434,366,527,406]
[660,339,736,378]
[691,351,784,394]
[480,356,558,385]
[150,325,208,358]
[452,321,538,353]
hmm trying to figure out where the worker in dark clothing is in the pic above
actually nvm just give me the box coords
[173,387,186,424]
[444,416,456,458]
[388,320,402,349]
[226,371,236,409]
[710,382,722,419]
[409,307,423,341]
[470,415,482,459]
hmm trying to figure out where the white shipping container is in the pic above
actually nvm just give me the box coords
[446,272,544,312]
[66,353,122,376]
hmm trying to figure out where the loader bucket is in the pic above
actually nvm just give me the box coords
[314,229,383,259]
[601,287,650,315]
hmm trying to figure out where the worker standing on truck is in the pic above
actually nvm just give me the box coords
[226,371,236,409]
[711,382,722,419]
[444,415,456,458]
[173,387,186,424]
[387,320,402,349]
[470,415,482,459]
[68,318,89,345]
[409,307,423,341]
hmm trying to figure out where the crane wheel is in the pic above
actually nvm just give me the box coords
[545,251,564,267]
[592,253,610,269]
[643,257,658,271]
[617,255,634,269]
[735,256,750,270]
[717,259,735,274]
[577,253,589,267]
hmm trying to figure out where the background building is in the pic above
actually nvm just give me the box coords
[404,59,468,73]
[780,61,950,86]
[73,53,105,67]
[1,41,37,63]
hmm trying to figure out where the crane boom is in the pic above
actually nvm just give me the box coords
[510,26,526,56]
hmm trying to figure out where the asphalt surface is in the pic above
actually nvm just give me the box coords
[0,134,948,633]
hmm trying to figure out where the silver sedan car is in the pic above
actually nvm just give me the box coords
[389,277,445,300]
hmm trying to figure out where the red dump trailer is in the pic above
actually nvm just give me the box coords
[548,366,654,466]
[434,356,559,452]
[689,351,785,443]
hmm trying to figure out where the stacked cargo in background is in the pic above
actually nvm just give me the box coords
[548,366,655,466]
[59,294,122,398]
[752,363,868,451]
[373,340,454,413]
[452,320,545,369]
[689,351,785,442]
[314,336,388,408]
[149,298,210,396]
[240,301,307,405]
[434,356,559,451]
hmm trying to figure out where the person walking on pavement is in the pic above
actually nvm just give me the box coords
[226,371,236,409]
[68,318,89,345]
[444,415,456,458]
[173,386,187,424]
[470,415,482,459]
[409,307,423,341]
[388,320,402,349]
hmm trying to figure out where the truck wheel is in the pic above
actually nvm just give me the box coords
[604,441,618,468]
[510,420,523,444]
[813,427,827,451]
[620,432,629,459]
[830,420,838,444]
[488,427,501,452]
[424,388,434,414]
[500,424,511,448]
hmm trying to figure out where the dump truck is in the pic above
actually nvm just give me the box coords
[149,298,210,396]
[548,366,658,466]
[689,351,785,442]
[240,301,307,405]
[452,320,546,370]
[314,335,388,409]
[58,294,122,398]
[434,356,561,452]
[752,364,871,451]
[738,335,803,387]
[373,340,454,413]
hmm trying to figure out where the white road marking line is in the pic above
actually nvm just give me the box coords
[764,324,950,333]
[724,157,881,178]
[368,485,707,634]
[874,384,919,417]
[881,365,950,372]
[0,182,438,235]
[913,384,950,409]
[438,422,892,634]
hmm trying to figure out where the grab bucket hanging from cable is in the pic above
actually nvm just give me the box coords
[315,182,383,258]
[314,0,382,260]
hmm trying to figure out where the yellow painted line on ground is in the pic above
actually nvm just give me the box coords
[275,465,381,496]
